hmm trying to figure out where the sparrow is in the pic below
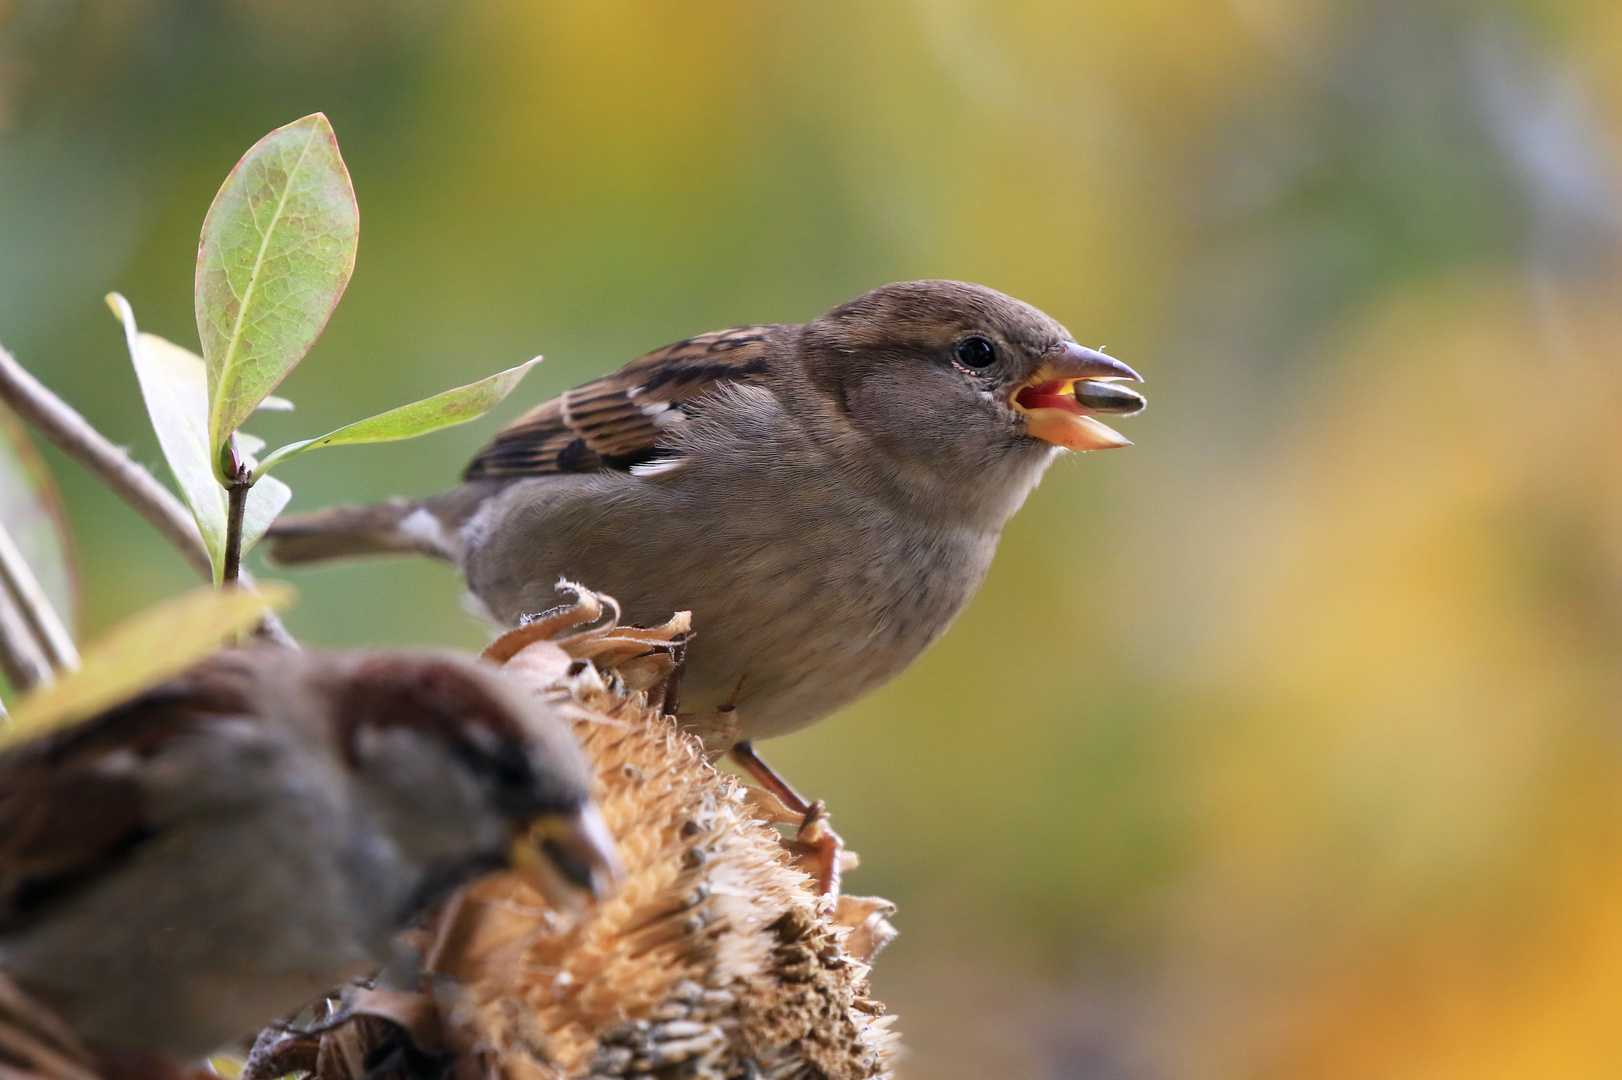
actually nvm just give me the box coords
[266,281,1143,804]
[0,647,619,1069]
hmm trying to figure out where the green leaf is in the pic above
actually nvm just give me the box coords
[111,293,229,572]
[0,405,79,641]
[255,357,540,476]
[3,582,296,747]
[108,295,297,581]
[195,113,358,479]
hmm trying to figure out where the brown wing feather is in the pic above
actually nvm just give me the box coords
[0,672,248,929]
[464,325,783,480]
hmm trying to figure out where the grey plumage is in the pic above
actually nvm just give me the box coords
[267,281,1142,745]
[257,497,428,563]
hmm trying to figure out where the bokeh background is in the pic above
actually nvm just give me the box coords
[7,0,1622,1076]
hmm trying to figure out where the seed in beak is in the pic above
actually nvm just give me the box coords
[1074,380,1146,415]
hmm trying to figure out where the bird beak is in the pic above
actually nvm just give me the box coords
[1011,342,1144,450]
[512,803,624,911]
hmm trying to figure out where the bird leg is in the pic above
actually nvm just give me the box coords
[728,741,847,901]
[653,638,685,717]
[729,740,809,813]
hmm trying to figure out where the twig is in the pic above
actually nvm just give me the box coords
[244,576,298,647]
[0,341,213,580]
[223,476,249,585]
[0,518,78,672]
[0,586,51,696]
[0,340,298,648]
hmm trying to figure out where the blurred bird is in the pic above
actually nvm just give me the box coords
[0,647,618,1070]
[266,280,1143,810]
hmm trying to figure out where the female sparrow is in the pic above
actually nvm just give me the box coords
[267,280,1143,803]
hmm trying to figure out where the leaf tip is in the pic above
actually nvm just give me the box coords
[286,111,339,146]
[107,292,140,358]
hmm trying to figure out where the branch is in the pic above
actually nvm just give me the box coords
[0,587,51,698]
[0,518,78,672]
[0,342,213,580]
[0,341,297,648]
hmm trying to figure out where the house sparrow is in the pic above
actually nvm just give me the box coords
[266,280,1142,799]
[0,647,619,1069]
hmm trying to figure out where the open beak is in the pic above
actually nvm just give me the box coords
[1012,342,1144,450]
[511,802,624,911]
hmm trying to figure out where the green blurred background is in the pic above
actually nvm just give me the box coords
[7,0,1622,1076]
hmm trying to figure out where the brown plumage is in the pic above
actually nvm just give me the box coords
[0,648,618,1069]
[467,325,780,478]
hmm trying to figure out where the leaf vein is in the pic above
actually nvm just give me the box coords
[210,127,322,445]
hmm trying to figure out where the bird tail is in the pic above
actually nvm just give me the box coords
[263,497,455,566]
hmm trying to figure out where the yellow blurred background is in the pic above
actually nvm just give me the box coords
[6,0,1622,1076]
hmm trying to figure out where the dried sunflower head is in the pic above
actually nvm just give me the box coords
[250,584,899,1080]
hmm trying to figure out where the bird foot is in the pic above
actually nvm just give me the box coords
[787,799,848,905]
[729,742,854,902]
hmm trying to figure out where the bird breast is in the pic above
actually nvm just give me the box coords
[463,400,1046,739]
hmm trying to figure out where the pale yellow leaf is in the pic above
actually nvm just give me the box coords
[3,583,296,747]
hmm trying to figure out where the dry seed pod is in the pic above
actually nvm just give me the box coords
[251,584,898,1080]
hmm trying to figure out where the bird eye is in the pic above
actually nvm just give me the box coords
[955,335,997,369]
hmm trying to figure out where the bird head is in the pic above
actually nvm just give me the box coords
[330,653,622,912]
[800,280,1143,482]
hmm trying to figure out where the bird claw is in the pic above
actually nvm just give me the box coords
[728,743,853,902]
[786,799,847,903]
[494,587,854,906]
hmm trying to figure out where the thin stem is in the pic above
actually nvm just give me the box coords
[0,342,213,580]
[0,341,298,648]
[0,518,77,672]
[223,475,249,585]
[0,586,51,697]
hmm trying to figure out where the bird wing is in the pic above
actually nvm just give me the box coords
[464,325,783,479]
[0,680,241,930]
